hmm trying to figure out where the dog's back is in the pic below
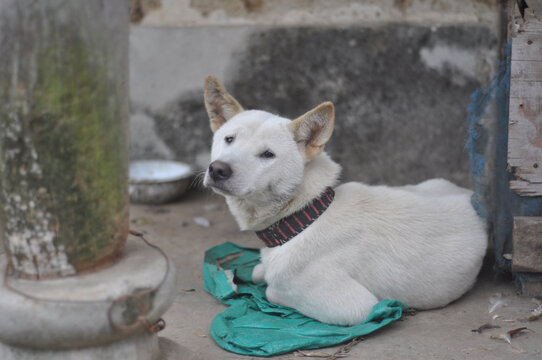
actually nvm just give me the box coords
[331,180,485,308]
[258,179,486,325]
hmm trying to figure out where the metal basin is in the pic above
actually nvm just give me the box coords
[129,160,192,204]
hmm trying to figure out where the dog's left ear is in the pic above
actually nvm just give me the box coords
[288,102,335,159]
[204,75,244,132]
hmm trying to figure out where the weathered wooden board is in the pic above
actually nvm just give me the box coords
[512,216,542,272]
[508,93,542,193]
[508,94,542,194]
[511,32,542,61]
[519,19,542,32]
[509,3,542,34]
[508,9,542,196]
[509,80,542,98]
[511,60,542,80]
[516,273,542,296]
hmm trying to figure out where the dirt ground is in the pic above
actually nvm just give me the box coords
[129,189,542,360]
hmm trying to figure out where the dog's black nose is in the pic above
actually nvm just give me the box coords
[209,161,232,182]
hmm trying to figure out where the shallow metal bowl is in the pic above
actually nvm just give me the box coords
[129,160,193,204]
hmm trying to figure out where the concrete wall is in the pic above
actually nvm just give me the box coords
[129,0,500,187]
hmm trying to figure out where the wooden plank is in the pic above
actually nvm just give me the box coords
[508,4,542,197]
[510,180,542,194]
[521,13,542,32]
[511,7,542,34]
[516,273,542,297]
[520,22,542,32]
[512,217,542,272]
[511,32,542,61]
[506,5,542,40]
[511,60,542,80]
[509,80,542,98]
[509,96,542,119]
[528,1,542,16]
[507,3,542,292]
[508,94,542,195]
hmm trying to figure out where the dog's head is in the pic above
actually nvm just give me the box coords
[202,75,334,202]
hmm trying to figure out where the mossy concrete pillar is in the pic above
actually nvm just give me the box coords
[0,0,129,278]
[0,1,177,358]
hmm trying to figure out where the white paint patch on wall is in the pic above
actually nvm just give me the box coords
[419,44,496,86]
[130,112,174,160]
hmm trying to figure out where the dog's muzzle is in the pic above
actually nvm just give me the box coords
[208,160,232,182]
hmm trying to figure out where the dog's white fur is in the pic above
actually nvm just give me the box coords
[203,76,487,326]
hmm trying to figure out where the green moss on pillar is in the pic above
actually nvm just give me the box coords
[0,1,129,278]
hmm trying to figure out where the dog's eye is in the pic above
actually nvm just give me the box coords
[224,136,235,144]
[260,150,275,159]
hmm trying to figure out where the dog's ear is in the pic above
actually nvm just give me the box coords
[204,75,244,132]
[288,102,335,159]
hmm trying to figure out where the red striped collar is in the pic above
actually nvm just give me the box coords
[256,187,335,247]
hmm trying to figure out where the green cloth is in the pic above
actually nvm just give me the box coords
[203,242,407,357]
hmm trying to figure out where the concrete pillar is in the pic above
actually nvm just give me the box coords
[0,1,177,358]
[0,0,129,279]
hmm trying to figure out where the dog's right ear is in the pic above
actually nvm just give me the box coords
[204,75,244,133]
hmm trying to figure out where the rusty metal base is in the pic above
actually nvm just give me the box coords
[0,332,158,360]
[0,237,176,358]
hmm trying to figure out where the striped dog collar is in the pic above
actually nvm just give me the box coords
[256,187,335,247]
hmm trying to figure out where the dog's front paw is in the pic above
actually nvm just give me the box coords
[251,263,265,283]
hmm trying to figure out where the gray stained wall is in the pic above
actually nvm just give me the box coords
[129,1,499,187]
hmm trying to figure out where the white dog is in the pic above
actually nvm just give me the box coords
[203,76,487,326]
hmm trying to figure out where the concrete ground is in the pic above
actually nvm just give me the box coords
[130,189,542,360]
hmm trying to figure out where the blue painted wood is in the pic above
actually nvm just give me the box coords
[468,42,542,279]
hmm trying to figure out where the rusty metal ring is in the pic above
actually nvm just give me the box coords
[141,317,166,334]
[107,294,148,331]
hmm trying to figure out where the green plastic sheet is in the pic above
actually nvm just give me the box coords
[203,242,407,356]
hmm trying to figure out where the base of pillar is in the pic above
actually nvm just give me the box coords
[0,236,176,358]
[0,332,158,360]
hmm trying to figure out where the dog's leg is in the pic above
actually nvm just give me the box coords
[266,275,379,326]
[251,263,266,283]
[303,281,378,325]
